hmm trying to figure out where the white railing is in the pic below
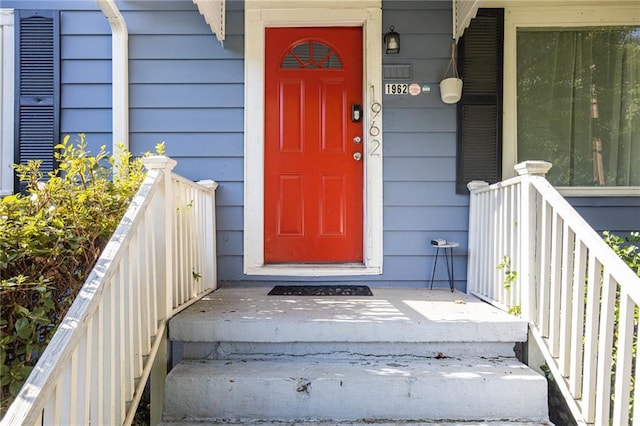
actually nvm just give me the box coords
[2,156,218,426]
[467,161,640,425]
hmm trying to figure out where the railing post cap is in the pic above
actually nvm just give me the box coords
[141,155,177,171]
[467,180,489,191]
[514,160,552,176]
[197,179,219,190]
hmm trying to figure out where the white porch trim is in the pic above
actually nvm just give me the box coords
[193,0,225,44]
[0,9,14,196]
[243,2,383,276]
[454,0,482,43]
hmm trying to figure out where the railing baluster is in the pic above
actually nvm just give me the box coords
[538,198,552,335]
[125,246,136,404]
[510,183,519,310]
[91,304,104,424]
[558,225,575,377]
[133,232,144,379]
[613,288,634,425]
[143,214,154,343]
[57,363,70,425]
[80,320,92,424]
[581,252,601,422]
[594,272,615,426]
[149,205,159,329]
[491,190,500,302]
[497,186,506,304]
[43,388,55,425]
[106,272,117,425]
[116,264,126,420]
[569,239,587,398]
[548,213,563,356]
[68,349,78,425]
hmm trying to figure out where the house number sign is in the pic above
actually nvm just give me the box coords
[385,83,408,95]
[385,83,424,96]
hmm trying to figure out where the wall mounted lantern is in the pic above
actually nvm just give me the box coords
[384,26,400,54]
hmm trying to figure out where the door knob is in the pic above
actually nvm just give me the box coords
[353,152,362,161]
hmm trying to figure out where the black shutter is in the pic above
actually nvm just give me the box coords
[455,9,503,194]
[14,10,60,190]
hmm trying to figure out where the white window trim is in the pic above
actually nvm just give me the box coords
[0,9,14,196]
[502,5,640,197]
[243,2,383,276]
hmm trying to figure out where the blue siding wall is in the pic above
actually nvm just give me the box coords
[380,1,468,289]
[568,197,640,235]
[6,0,637,290]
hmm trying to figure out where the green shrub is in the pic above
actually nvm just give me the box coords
[604,231,640,277]
[0,135,145,416]
[603,231,639,423]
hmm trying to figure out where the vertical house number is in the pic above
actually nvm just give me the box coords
[385,83,409,95]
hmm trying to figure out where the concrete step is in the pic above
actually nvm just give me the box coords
[169,288,528,360]
[162,357,549,424]
[179,341,519,361]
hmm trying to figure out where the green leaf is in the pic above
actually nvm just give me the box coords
[15,317,31,340]
[0,374,11,386]
[9,378,25,396]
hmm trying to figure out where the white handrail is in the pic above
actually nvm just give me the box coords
[2,156,218,426]
[467,161,640,425]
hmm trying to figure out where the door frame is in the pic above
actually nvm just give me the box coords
[244,1,383,276]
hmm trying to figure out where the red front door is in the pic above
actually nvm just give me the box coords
[264,27,363,263]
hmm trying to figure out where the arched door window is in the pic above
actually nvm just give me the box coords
[281,40,342,69]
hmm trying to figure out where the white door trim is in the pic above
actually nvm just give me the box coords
[244,3,383,276]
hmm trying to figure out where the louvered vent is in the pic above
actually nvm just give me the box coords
[456,9,503,194]
[16,11,59,184]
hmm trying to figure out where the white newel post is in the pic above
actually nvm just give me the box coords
[467,180,489,295]
[197,179,219,292]
[141,156,176,426]
[514,161,552,323]
[142,156,177,314]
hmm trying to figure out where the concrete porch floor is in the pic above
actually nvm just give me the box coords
[170,287,528,346]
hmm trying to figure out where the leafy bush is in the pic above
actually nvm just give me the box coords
[0,135,145,415]
[604,231,639,423]
[604,231,640,276]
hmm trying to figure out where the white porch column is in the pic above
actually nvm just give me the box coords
[197,179,219,292]
[467,180,489,295]
[515,161,552,323]
[142,156,177,315]
[141,156,176,426]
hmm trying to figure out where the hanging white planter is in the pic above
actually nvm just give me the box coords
[440,77,463,104]
[440,41,463,104]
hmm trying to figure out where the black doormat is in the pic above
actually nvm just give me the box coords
[268,285,373,296]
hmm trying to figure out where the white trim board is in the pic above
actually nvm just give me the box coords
[243,4,383,276]
[0,9,14,196]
